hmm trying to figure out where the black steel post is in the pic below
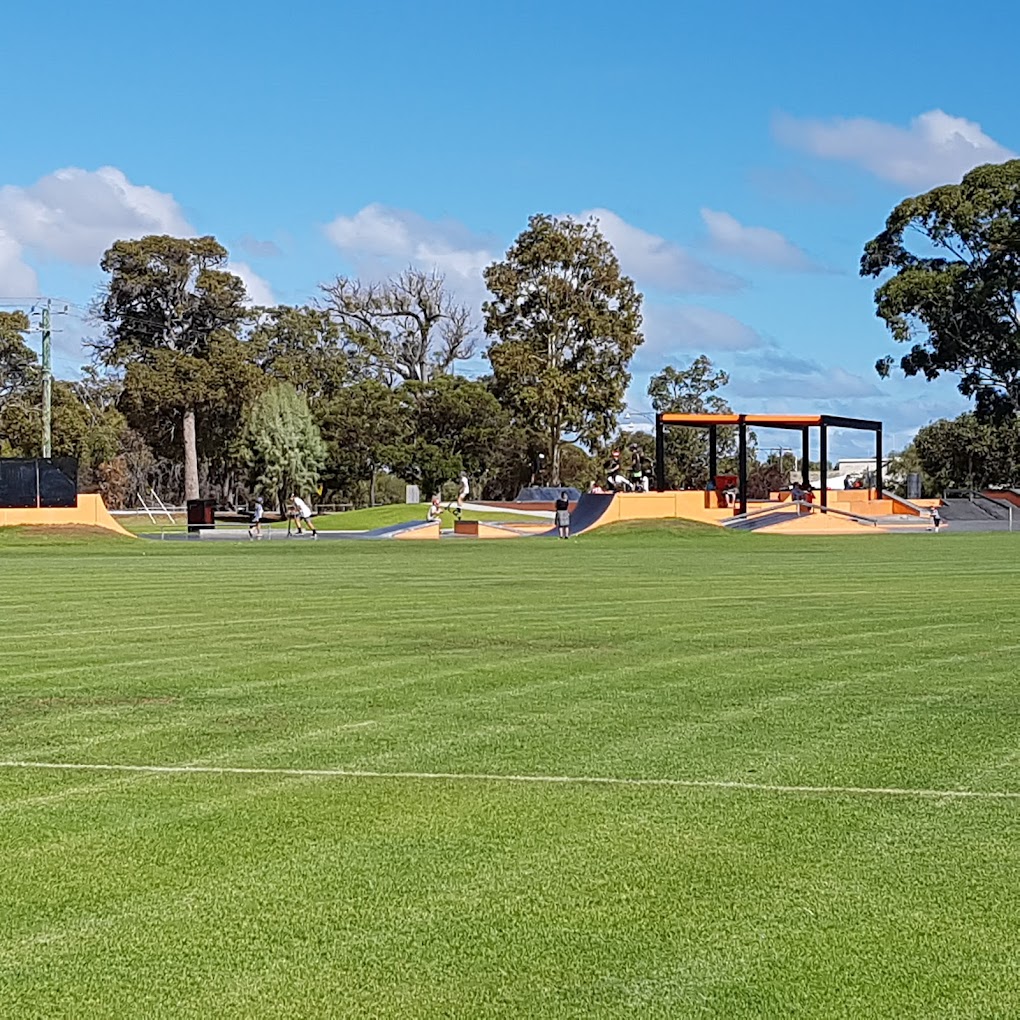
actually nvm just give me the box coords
[738,417,748,515]
[655,416,666,492]
[801,427,810,487]
[819,424,828,508]
[875,427,883,496]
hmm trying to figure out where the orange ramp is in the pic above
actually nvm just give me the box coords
[0,494,133,537]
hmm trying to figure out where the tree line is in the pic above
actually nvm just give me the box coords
[0,214,721,510]
[5,158,1020,508]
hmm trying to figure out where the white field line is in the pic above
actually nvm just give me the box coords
[0,760,1018,802]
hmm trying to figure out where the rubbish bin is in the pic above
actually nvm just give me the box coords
[186,498,216,534]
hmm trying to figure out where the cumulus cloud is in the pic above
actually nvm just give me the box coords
[325,203,494,284]
[227,260,276,307]
[324,204,745,312]
[0,166,192,265]
[580,208,743,294]
[640,303,764,355]
[0,228,40,298]
[774,109,1016,188]
[700,208,821,271]
[0,165,274,309]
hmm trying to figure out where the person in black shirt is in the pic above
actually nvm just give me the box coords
[628,444,644,490]
[606,450,632,491]
[555,491,571,539]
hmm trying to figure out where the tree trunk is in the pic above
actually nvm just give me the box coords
[369,463,377,507]
[182,408,200,501]
[550,431,561,486]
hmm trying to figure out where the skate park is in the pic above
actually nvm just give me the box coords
[0,411,971,542]
[6,410,1013,542]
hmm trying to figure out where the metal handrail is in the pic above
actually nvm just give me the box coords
[881,490,930,515]
[724,499,880,528]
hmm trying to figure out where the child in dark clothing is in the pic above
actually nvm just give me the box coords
[555,491,571,539]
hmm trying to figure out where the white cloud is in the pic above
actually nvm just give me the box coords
[0,166,192,265]
[775,109,1016,188]
[227,260,276,307]
[580,208,743,294]
[700,208,820,271]
[640,303,763,355]
[0,228,39,298]
[325,203,493,284]
[0,166,274,310]
[324,204,745,313]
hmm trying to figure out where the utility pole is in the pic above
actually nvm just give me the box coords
[41,299,52,458]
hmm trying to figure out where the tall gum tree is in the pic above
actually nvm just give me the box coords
[483,214,643,484]
[862,159,1020,417]
[93,235,248,500]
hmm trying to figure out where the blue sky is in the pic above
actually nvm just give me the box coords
[3,0,1018,456]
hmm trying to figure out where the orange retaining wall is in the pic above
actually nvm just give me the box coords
[454,521,522,539]
[983,490,1020,508]
[0,494,134,537]
[470,488,931,538]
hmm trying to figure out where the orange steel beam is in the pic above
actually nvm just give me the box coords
[658,412,824,426]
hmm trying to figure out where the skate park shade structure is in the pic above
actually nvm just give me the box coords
[654,412,884,516]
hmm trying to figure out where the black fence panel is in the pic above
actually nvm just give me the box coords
[0,458,78,508]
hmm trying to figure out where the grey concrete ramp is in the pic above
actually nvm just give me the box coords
[515,492,617,537]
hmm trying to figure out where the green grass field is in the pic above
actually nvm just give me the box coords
[3,526,1019,1018]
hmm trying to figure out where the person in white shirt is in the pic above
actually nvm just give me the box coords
[290,494,317,537]
[248,496,264,540]
[454,472,470,519]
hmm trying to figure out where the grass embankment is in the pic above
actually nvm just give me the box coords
[2,529,1019,1017]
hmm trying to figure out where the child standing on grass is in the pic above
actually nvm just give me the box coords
[555,490,571,539]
